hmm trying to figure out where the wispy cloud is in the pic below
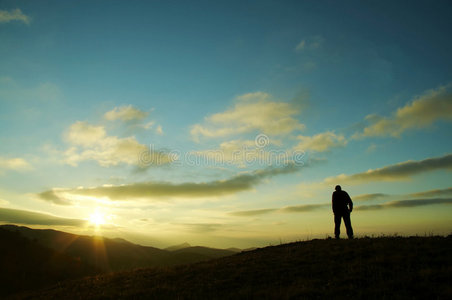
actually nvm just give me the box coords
[352,188,451,202]
[293,131,346,153]
[104,105,149,122]
[190,92,305,141]
[280,203,327,213]
[408,187,452,198]
[356,198,452,210]
[65,121,106,147]
[37,190,72,206]
[63,121,173,168]
[0,207,86,226]
[229,208,277,217]
[38,163,301,203]
[191,139,293,168]
[354,193,389,201]
[230,203,327,217]
[324,153,452,185]
[0,157,32,173]
[0,9,30,24]
[354,84,452,138]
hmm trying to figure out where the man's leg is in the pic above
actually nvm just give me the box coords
[334,214,341,238]
[343,212,354,239]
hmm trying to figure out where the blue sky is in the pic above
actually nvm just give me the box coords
[0,0,451,248]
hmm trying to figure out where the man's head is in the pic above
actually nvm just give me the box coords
[335,185,342,191]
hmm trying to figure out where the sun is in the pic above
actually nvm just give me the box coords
[89,211,105,226]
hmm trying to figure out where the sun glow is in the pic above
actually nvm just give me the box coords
[89,211,105,226]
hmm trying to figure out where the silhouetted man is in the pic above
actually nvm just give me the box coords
[332,185,354,239]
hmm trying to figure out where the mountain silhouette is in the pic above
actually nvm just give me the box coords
[0,224,237,296]
[0,228,98,296]
[165,242,192,251]
[0,225,237,272]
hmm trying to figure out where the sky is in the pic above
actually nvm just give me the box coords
[0,0,451,248]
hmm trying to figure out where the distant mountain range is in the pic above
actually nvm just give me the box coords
[164,242,192,251]
[0,224,238,296]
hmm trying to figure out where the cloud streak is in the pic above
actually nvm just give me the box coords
[37,190,72,206]
[229,203,327,217]
[355,198,452,211]
[408,187,452,198]
[354,193,389,201]
[324,153,452,184]
[38,163,301,203]
[229,208,277,217]
[0,207,87,226]
[280,203,327,213]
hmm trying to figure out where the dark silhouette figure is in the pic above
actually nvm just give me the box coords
[332,185,354,239]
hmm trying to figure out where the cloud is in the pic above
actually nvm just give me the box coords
[0,207,87,226]
[354,84,452,138]
[229,208,277,217]
[230,203,327,217]
[352,188,451,203]
[191,139,294,167]
[355,198,452,211]
[190,92,305,140]
[408,187,452,198]
[295,36,324,52]
[66,121,106,147]
[37,190,72,206]
[0,157,32,172]
[104,105,149,122]
[324,153,452,185]
[63,121,173,167]
[280,203,327,213]
[0,9,30,24]
[354,193,388,201]
[38,163,301,203]
[293,131,347,152]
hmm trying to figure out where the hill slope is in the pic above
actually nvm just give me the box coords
[13,236,452,299]
[0,225,236,272]
[0,228,98,297]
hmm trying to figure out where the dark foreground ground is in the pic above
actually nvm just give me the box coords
[11,236,452,299]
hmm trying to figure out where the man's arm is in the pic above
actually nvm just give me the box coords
[346,192,353,212]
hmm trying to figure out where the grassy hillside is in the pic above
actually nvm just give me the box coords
[12,236,452,299]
